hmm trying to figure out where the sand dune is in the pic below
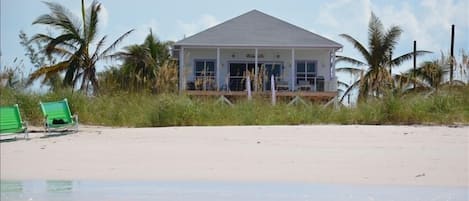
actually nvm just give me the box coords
[1,125,468,187]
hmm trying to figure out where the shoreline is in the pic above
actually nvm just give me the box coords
[1,125,468,187]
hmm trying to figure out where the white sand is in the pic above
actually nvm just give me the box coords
[1,125,468,186]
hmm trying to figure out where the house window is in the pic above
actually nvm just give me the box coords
[194,60,216,90]
[296,60,317,84]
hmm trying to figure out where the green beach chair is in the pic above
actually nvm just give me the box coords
[0,104,28,139]
[40,98,78,135]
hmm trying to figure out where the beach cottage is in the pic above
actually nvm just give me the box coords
[173,10,342,102]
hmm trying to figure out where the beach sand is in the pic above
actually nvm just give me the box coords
[1,125,468,187]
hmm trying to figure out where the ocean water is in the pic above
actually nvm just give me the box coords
[1,180,468,201]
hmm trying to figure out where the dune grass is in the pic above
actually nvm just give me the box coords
[1,86,468,127]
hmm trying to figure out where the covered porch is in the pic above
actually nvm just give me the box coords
[177,47,338,100]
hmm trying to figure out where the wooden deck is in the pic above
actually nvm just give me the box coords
[183,90,337,104]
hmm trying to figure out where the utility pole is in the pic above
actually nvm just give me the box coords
[413,40,416,90]
[389,50,392,75]
[450,24,455,85]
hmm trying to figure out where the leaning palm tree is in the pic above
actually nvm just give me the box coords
[410,61,447,91]
[28,0,133,94]
[337,12,430,101]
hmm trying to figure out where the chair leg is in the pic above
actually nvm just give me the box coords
[23,121,29,139]
[73,114,79,133]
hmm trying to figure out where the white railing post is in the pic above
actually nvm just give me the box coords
[271,74,276,105]
[247,74,252,101]
[291,48,295,91]
[179,47,185,93]
[255,48,258,92]
[216,48,220,91]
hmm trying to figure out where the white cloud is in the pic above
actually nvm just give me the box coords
[177,14,219,37]
[313,0,372,61]
[376,0,468,58]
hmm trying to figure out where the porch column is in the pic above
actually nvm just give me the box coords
[216,48,220,91]
[291,48,295,91]
[329,50,336,91]
[254,48,258,92]
[179,47,185,92]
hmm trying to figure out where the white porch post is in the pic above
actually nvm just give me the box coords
[330,50,336,91]
[254,48,258,92]
[179,47,185,92]
[291,48,295,91]
[216,48,220,91]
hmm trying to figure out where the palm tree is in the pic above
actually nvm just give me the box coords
[143,29,172,67]
[411,61,446,90]
[111,30,172,92]
[28,0,134,94]
[405,52,468,91]
[337,12,430,101]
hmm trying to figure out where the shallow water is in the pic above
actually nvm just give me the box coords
[1,180,468,201]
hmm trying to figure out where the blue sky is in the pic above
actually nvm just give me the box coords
[1,0,468,80]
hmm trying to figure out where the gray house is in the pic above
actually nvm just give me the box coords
[173,10,342,101]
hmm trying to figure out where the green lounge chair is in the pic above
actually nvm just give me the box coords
[0,104,28,139]
[40,98,78,135]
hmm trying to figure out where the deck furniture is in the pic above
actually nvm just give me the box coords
[40,98,78,135]
[0,104,28,139]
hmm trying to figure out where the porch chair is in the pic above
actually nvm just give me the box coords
[297,80,312,91]
[40,98,78,135]
[0,104,28,139]
[276,80,289,91]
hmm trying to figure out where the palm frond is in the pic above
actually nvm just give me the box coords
[339,34,370,62]
[34,2,81,37]
[368,12,384,64]
[91,36,107,63]
[339,79,361,103]
[382,26,402,52]
[392,50,432,66]
[336,67,364,76]
[99,29,134,58]
[45,33,77,55]
[27,61,69,85]
[84,0,101,44]
[336,56,367,66]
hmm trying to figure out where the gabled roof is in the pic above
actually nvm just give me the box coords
[175,10,342,49]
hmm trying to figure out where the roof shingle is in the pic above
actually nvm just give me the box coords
[175,10,342,48]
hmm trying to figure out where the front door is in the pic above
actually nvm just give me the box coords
[229,63,257,91]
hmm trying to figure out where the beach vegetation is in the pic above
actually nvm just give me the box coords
[1,86,468,127]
